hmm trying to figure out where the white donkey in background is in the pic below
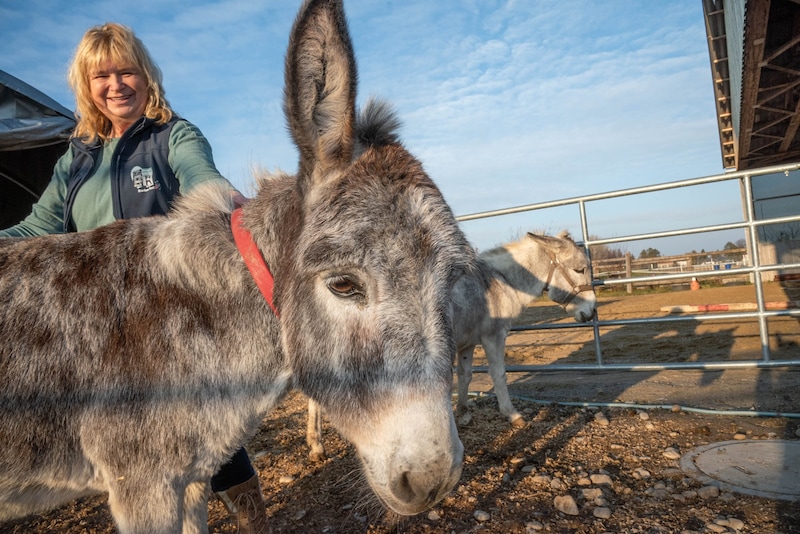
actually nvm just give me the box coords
[307,231,596,460]
[451,231,596,427]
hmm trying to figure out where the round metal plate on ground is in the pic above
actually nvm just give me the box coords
[681,440,800,501]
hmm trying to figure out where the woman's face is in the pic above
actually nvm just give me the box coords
[89,60,148,137]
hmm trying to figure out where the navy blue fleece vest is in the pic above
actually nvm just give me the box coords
[64,116,181,232]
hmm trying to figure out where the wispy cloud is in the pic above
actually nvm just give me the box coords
[1,0,732,253]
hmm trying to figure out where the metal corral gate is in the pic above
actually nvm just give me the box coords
[456,162,800,373]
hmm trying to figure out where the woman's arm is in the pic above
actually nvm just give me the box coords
[168,120,244,203]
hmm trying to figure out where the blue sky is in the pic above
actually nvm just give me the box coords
[1,0,745,255]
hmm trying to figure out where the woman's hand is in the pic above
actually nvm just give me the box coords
[231,190,250,208]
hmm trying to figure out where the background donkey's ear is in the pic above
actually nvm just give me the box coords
[283,0,357,182]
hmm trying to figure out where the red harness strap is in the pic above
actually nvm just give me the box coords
[231,207,279,317]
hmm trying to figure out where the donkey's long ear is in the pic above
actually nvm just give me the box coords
[284,0,357,182]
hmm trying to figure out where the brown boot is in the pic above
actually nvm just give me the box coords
[215,474,270,534]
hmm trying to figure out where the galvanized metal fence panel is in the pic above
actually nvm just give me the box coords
[456,162,800,372]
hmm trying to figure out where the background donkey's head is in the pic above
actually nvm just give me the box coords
[245,0,476,515]
[526,231,597,323]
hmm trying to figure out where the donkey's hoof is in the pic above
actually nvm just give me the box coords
[458,412,473,426]
[308,448,327,463]
[509,414,525,428]
[309,452,326,463]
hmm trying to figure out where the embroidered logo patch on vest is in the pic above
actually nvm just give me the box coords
[130,166,161,193]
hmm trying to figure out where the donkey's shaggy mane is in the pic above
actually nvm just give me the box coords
[356,98,402,150]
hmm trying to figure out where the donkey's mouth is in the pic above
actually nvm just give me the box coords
[342,394,464,516]
[378,458,463,515]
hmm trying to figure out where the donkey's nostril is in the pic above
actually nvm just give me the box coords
[391,469,443,507]
[391,471,418,503]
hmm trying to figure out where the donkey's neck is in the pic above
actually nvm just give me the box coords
[149,183,291,412]
[481,241,550,302]
[239,173,304,287]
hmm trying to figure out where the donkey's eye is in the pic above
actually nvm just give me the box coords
[326,275,363,298]
[574,268,586,275]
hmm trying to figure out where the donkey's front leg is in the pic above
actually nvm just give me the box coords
[306,398,326,462]
[106,475,197,534]
[482,335,524,427]
[455,345,476,425]
[182,480,210,534]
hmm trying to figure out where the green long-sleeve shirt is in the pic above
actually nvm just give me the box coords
[0,120,233,237]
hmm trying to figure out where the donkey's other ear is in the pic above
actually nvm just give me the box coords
[284,0,357,182]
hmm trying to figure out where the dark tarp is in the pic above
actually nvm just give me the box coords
[0,69,75,229]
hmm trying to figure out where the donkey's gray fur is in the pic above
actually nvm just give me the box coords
[306,231,596,460]
[0,1,474,532]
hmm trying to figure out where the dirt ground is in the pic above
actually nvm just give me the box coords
[3,282,800,533]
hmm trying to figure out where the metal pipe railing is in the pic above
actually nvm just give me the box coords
[457,162,800,373]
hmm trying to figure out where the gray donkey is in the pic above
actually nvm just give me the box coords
[0,1,475,532]
[306,231,596,461]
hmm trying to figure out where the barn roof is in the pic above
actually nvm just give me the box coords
[703,0,800,170]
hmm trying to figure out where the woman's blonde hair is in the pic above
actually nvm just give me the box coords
[67,23,173,143]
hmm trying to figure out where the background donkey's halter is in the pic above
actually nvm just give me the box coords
[542,250,594,307]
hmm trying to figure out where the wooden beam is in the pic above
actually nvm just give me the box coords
[761,33,800,63]
[703,0,737,168]
[739,0,771,168]
[780,97,800,152]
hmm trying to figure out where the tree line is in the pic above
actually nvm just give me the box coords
[588,236,747,261]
